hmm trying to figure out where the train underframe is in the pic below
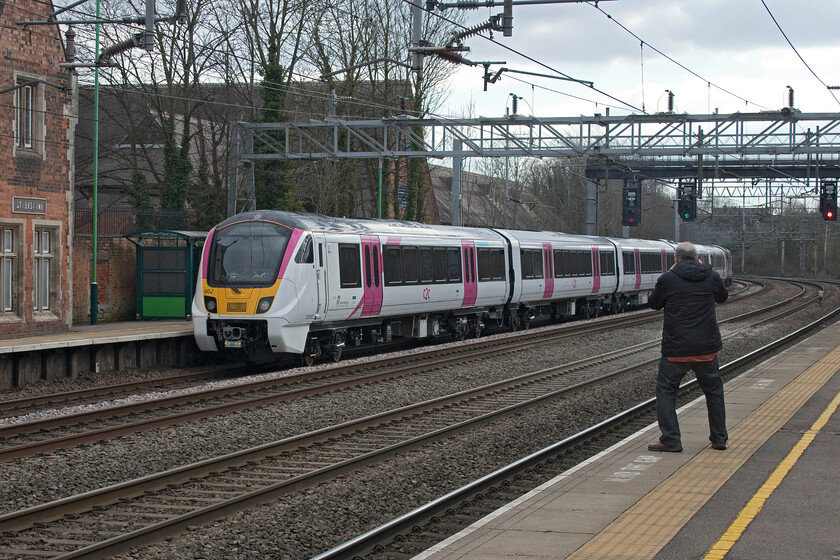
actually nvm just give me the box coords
[205,291,646,365]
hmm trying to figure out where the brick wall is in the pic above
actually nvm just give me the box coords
[0,0,76,338]
[72,237,138,324]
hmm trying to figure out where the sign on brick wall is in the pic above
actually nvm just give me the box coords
[12,197,47,214]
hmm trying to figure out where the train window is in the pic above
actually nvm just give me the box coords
[433,248,447,282]
[447,248,462,282]
[373,246,380,287]
[210,221,291,287]
[599,251,615,276]
[364,246,372,288]
[403,247,419,284]
[579,251,592,276]
[463,249,470,283]
[384,246,402,285]
[318,243,324,268]
[491,249,505,280]
[553,251,564,278]
[623,251,635,274]
[478,248,491,281]
[533,250,543,279]
[479,248,506,282]
[338,244,361,288]
[520,249,543,279]
[640,252,662,274]
[294,235,314,264]
[667,253,675,269]
[419,248,433,283]
[521,250,533,279]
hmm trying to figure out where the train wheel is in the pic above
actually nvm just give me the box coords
[331,346,342,362]
[509,315,520,331]
[303,337,319,366]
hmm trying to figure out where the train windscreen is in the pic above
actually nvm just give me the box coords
[209,221,292,288]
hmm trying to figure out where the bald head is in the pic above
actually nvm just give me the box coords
[675,242,697,261]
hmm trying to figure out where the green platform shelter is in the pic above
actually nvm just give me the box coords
[124,230,207,320]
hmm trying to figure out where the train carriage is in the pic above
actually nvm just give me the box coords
[194,211,512,362]
[610,238,675,309]
[496,230,620,320]
[193,210,733,363]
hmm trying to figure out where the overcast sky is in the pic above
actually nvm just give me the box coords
[435,0,840,119]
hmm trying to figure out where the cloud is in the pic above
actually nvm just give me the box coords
[442,0,840,117]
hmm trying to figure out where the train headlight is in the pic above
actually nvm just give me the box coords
[204,296,217,313]
[256,296,274,314]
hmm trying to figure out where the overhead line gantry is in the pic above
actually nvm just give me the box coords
[228,109,840,231]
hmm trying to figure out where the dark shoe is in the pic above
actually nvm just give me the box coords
[648,442,682,452]
[711,441,727,450]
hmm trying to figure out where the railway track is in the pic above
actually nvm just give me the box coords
[316,303,840,560]
[0,279,757,422]
[0,280,762,462]
[0,279,825,559]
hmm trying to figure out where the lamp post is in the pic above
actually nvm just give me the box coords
[90,0,100,324]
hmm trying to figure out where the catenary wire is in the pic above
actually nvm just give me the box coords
[588,2,769,111]
[760,0,840,106]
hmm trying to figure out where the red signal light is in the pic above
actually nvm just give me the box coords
[828,211,835,219]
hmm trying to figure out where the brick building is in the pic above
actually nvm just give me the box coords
[0,0,76,337]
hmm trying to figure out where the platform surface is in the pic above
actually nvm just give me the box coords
[0,320,194,353]
[416,320,840,560]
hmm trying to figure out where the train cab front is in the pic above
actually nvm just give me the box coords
[194,215,301,361]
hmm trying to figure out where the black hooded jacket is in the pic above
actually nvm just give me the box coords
[649,258,729,358]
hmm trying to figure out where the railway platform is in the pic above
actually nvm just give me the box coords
[415,320,840,560]
[0,320,198,390]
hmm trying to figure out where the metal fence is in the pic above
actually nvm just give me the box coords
[74,208,196,236]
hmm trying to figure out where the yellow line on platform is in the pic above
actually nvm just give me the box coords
[703,389,840,560]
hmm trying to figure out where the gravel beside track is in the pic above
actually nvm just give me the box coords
[0,280,829,559]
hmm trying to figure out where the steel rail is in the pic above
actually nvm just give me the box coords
[0,367,236,416]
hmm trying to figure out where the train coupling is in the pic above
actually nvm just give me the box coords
[222,326,245,348]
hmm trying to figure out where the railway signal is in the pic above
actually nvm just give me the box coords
[820,181,837,221]
[622,182,641,226]
[678,180,697,221]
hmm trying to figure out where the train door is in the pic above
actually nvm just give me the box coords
[312,233,328,321]
[461,240,477,307]
[361,235,383,317]
[542,243,554,300]
[634,248,642,290]
[590,247,601,294]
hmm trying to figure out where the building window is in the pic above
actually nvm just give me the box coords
[18,84,33,148]
[1,228,16,313]
[34,228,54,312]
[14,76,45,156]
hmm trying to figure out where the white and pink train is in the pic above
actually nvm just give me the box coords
[192,211,732,363]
